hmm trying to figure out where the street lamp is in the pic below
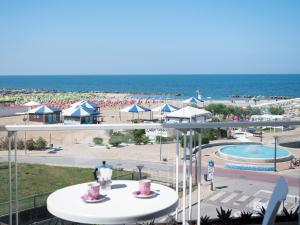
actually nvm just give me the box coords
[22,116,28,154]
[136,164,144,179]
[274,136,278,172]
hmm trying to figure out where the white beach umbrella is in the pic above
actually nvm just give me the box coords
[24,100,40,107]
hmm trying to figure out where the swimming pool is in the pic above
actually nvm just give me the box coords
[218,145,293,163]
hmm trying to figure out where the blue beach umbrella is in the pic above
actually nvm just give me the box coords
[120,104,151,113]
[183,97,204,104]
[28,105,61,114]
[120,104,151,120]
[152,104,179,113]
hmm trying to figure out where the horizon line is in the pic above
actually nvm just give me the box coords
[0,73,300,76]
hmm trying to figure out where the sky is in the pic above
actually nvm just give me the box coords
[0,0,299,75]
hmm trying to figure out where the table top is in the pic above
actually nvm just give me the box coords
[47,180,178,224]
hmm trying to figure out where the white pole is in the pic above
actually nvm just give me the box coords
[188,129,193,220]
[182,133,187,225]
[175,130,179,220]
[197,132,202,225]
[14,132,19,225]
[8,132,13,225]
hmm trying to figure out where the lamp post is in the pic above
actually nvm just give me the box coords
[22,116,28,154]
[274,136,278,172]
[136,164,144,179]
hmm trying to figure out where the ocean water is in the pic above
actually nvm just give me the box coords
[0,74,300,99]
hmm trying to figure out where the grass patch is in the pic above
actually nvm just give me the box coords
[0,162,145,215]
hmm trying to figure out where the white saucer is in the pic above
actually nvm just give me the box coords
[132,191,157,198]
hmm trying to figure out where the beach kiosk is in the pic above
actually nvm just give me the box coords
[165,106,211,123]
[28,105,61,124]
[63,105,97,124]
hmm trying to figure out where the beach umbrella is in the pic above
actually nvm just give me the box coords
[63,105,96,117]
[183,97,204,104]
[28,105,61,114]
[71,100,99,110]
[24,100,40,107]
[120,104,151,120]
[120,104,151,113]
[152,104,179,113]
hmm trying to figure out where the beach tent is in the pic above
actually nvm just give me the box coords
[63,105,97,124]
[183,97,204,104]
[28,105,61,124]
[165,106,211,123]
[152,104,179,113]
[71,100,99,112]
[120,104,151,121]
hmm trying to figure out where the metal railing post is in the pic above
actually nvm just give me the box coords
[8,131,14,225]
[14,132,19,225]
[188,129,192,220]
[197,132,202,225]
[182,133,187,225]
[175,130,179,220]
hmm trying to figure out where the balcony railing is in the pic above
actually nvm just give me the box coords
[1,120,300,225]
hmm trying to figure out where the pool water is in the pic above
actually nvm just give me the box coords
[219,145,291,160]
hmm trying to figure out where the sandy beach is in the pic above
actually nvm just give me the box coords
[0,93,299,178]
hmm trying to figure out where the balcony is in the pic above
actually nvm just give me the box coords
[0,121,299,225]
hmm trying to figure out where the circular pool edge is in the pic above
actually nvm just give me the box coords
[216,145,294,163]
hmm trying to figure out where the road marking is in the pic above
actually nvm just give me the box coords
[246,198,262,209]
[237,195,250,202]
[221,193,238,203]
[208,191,226,201]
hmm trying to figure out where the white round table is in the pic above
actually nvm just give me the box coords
[47,180,178,224]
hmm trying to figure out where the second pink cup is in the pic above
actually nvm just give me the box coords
[139,179,151,195]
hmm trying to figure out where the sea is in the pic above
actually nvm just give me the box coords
[1,74,300,100]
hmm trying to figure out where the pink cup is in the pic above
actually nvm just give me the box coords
[139,179,151,195]
[88,183,100,199]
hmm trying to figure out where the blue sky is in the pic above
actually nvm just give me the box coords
[0,0,299,75]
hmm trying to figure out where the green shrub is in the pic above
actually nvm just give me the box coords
[26,139,35,150]
[142,135,150,144]
[17,139,25,150]
[0,138,9,150]
[109,132,124,147]
[269,106,285,115]
[93,137,103,145]
[34,137,47,150]
[155,136,175,143]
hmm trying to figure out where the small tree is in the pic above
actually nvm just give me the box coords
[109,132,124,147]
[132,129,146,145]
[93,137,103,145]
[26,139,35,150]
[34,137,47,150]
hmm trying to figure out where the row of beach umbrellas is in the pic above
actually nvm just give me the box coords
[25,97,204,117]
